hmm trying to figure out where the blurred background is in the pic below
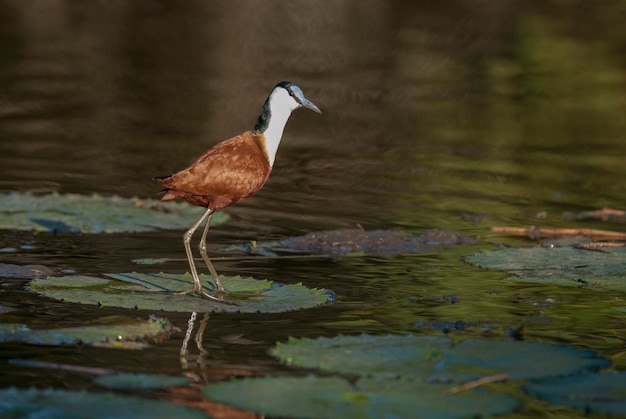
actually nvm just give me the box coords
[2,0,625,230]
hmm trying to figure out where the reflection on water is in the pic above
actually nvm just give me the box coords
[180,312,210,371]
[1,0,626,413]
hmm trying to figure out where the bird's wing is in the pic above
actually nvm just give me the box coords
[161,132,271,198]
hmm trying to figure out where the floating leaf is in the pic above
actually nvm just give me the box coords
[206,334,611,417]
[0,263,53,279]
[466,246,626,291]
[524,372,626,415]
[271,335,609,381]
[0,387,205,418]
[28,272,332,313]
[204,376,358,418]
[443,338,610,381]
[272,334,452,377]
[0,192,228,233]
[357,377,521,419]
[226,229,476,257]
[203,375,522,419]
[0,316,176,349]
[95,373,189,390]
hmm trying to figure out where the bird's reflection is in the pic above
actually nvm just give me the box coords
[180,311,210,371]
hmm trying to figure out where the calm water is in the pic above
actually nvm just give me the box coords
[1,1,626,416]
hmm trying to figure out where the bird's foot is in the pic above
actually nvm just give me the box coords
[179,288,238,305]
[212,287,230,296]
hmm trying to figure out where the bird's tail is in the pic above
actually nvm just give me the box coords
[152,174,171,183]
[152,175,172,200]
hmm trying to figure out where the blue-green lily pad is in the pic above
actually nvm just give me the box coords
[28,272,332,313]
[0,316,176,349]
[524,372,626,415]
[204,376,361,418]
[466,246,626,291]
[227,228,476,258]
[0,192,228,233]
[203,375,522,419]
[95,373,190,390]
[205,334,611,417]
[0,263,53,279]
[271,334,610,381]
[0,387,205,418]
[272,334,452,377]
[443,338,610,381]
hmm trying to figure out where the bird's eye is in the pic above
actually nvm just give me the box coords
[288,87,303,103]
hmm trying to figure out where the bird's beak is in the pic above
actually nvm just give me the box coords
[301,98,322,114]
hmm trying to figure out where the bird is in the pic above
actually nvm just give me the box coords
[154,81,321,300]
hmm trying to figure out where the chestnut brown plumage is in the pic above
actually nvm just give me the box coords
[154,82,321,299]
[159,132,271,210]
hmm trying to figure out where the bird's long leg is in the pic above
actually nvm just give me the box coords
[198,212,226,293]
[182,207,223,301]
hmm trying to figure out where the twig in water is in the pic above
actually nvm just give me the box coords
[9,359,116,376]
[491,226,626,241]
[444,373,508,395]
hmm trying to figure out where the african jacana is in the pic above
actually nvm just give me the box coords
[155,81,321,300]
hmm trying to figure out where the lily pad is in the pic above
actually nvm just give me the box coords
[272,334,453,377]
[203,375,521,419]
[95,373,190,390]
[524,372,626,415]
[0,387,205,418]
[0,192,228,233]
[466,246,626,291]
[227,228,476,257]
[0,263,53,279]
[205,334,611,417]
[0,316,176,349]
[443,338,610,381]
[28,272,332,313]
[273,335,609,381]
[271,335,609,381]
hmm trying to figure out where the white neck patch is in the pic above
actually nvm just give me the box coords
[262,88,300,167]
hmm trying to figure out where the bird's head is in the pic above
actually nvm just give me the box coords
[254,81,321,134]
[272,81,322,114]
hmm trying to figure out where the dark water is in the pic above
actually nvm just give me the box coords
[1,1,626,416]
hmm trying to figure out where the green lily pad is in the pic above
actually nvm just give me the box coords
[443,338,610,381]
[205,334,611,417]
[203,376,521,419]
[0,316,176,349]
[95,373,190,390]
[203,375,522,419]
[524,372,626,415]
[0,192,228,233]
[466,246,626,291]
[271,334,609,381]
[272,334,453,377]
[28,272,332,313]
[227,228,476,258]
[204,376,358,418]
[0,387,205,418]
